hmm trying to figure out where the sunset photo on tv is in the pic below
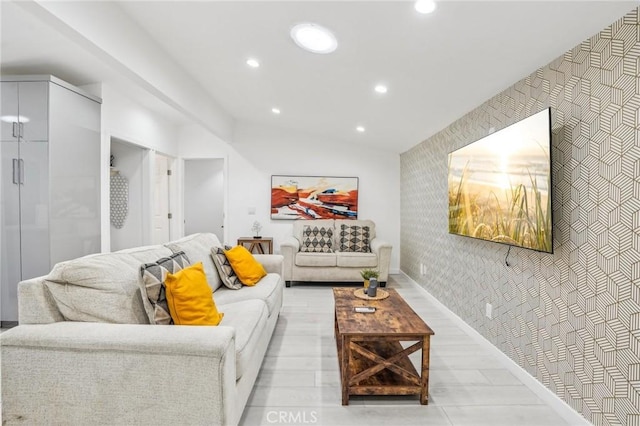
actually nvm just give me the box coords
[448,108,553,253]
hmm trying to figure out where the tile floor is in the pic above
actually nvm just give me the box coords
[239,274,587,426]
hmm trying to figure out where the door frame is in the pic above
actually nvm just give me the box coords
[179,156,228,243]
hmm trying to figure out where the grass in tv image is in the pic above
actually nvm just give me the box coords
[448,110,552,253]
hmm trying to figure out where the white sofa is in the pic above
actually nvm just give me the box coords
[280,219,392,287]
[0,233,284,426]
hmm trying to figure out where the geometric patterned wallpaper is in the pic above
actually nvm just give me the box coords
[400,8,640,426]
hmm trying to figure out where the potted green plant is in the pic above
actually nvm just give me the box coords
[360,268,379,290]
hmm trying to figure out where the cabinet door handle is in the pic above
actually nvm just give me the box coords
[18,122,24,138]
[12,159,19,184]
[19,159,24,184]
[12,122,18,138]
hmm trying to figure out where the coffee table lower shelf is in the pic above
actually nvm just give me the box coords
[336,337,428,404]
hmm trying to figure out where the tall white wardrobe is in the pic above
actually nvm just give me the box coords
[0,75,101,325]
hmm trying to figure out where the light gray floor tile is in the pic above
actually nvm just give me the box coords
[479,369,523,385]
[428,369,493,386]
[429,384,543,406]
[255,370,316,388]
[246,385,364,407]
[246,275,580,426]
[442,404,570,426]
[240,404,452,426]
[262,356,339,371]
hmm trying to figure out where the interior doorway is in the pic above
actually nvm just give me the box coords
[152,153,172,245]
[184,159,224,242]
[110,138,148,251]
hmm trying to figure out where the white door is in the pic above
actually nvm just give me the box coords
[152,154,171,245]
[184,159,224,242]
[1,141,21,322]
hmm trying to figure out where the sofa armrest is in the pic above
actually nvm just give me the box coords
[370,238,393,282]
[279,236,300,282]
[253,254,284,276]
[1,323,238,425]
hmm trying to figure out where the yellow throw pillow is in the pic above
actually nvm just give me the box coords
[165,262,224,325]
[223,245,267,286]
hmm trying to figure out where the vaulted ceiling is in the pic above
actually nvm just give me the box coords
[2,1,637,153]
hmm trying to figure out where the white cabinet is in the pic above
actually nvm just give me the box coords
[0,82,48,142]
[0,76,101,324]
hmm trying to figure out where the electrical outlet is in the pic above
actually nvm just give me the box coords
[485,303,493,319]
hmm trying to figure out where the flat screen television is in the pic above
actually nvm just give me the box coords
[447,108,553,253]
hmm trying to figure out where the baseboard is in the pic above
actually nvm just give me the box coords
[1,321,18,328]
[400,271,590,426]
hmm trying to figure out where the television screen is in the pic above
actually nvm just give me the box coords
[448,108,552,253]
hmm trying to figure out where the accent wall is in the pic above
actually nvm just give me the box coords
[400,8,639,426]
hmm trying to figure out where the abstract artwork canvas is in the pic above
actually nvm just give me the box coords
[271,175,358,220]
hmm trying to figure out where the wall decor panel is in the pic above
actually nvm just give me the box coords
[400,7,640,426]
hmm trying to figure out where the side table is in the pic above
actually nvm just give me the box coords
[237,237,273,254]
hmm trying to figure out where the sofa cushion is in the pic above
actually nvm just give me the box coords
[224,246,267,286]
[211,246,243,290]
[217,299,268,380]
[165,262,224,326]
[336,251,378,268]
[117,245,174,263]
[44,253,149,324]
[139,251,191,325]
[295,252,337,267]
[300,225,334,253]
[165,233,223,291]
[214,273,282,316]
[339,224,371,252]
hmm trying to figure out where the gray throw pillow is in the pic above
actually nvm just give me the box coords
[139,251,191,324]
[339,224,371,252]
[211,246,243,290]
[300,225,334,253]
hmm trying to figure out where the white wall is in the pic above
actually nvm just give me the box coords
[184,159,225,241]
[180,121,401,272]
[109,139,147,251]
[98,84,182,251]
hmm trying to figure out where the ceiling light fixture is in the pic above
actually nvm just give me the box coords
[356,126,365,133]
[414,0,437,14]
[374,85,388,94]
[246,58,260,68]
[272,108,281,114]
[290,23,337,54]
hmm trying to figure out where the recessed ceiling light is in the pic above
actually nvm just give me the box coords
[356,126,365,133]
[290,23,337,54]
[374,85,388,94]
[246,58,260,68]
[414,0,437,14]
[272,108,281,114]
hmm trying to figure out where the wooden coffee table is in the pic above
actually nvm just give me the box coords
[333,287,435,405]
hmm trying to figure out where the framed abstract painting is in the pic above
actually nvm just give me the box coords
[271,175,359,220]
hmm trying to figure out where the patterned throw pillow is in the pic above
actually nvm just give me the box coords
[300,225,334,253]
[339,224,371,253]
[211,246,243,290]
[140,251,191,325]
